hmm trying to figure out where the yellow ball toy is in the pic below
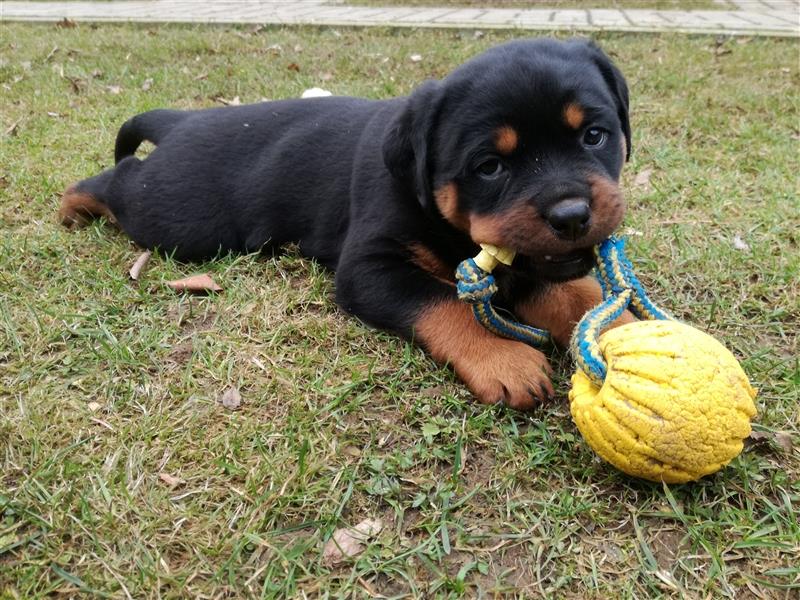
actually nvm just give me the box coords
[457,238,757,483]
[569,319,757,483]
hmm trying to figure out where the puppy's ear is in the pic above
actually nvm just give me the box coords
[586,44,632,161]
[383,80,443,207]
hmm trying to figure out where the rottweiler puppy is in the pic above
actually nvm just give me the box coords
[60,38,634,410]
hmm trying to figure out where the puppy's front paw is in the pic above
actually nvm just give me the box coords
[457,339,554,411]
[415,300,555,411]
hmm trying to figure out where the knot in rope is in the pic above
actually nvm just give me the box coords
[456,258,497,304]
[455,258,551,348]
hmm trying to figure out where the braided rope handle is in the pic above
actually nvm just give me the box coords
[571,236,672,387]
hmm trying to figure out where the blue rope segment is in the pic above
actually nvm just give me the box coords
[455,258,551,348]
[571,235,673,387]
[572,290,632,387]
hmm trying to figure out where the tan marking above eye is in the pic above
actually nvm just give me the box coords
[493,126,518,155]
[563,103,585,130]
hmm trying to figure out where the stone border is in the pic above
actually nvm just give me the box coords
[1,1,798,37]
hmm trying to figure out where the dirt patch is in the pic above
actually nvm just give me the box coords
[461,445,496,490]
[649,527,688,571]
[166,341,194,368]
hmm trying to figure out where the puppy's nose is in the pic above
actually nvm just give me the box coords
[546,199,591,241]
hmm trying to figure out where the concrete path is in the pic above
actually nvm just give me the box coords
[1,0,798,36]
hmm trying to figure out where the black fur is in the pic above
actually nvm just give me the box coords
[68,37,630,340]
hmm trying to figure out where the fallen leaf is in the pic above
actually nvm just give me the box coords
[287,63,301,72]
[56,17,77,29]
[165,273,222,293]
[732,234,750,252]
[748,430,794,453]
[301,87,332,99]
[106,85,122,95]
[158,472,184,487]
[622,227,644,237]
[420,385,445,398]
[634,167,653,189]
[775,432,794,453]
[217,96,240,106]
[141,77,153,91]
[220,387,242,410]
[129,251,152,280]
[193,72,208,81]
[87,401,102,412]
[323,518,383,565]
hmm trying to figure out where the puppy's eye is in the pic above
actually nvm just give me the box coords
[583,128,607,148]
[476,159,504,179]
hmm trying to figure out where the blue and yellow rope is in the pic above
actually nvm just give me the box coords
[455,258,551,347]
[456,236,671,388]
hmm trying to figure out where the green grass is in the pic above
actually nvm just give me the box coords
[1,22,799,598]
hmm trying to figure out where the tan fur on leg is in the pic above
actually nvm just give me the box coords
[59,186,116,229]
[516,277,635,348]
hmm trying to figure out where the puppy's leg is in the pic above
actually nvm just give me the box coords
[415,299,554,409]
[60,173,117,228]
[515,276,635,349]
[59,157,141,229]
[336,250,554,410]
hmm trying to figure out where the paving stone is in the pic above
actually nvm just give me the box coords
[550,9,591,26]
[586,10,631,28]
[1,1,797,37]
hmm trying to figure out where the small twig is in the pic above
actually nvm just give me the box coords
[44,45,59,62]
[129,250,151,280]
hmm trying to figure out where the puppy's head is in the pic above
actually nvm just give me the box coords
[383,38,630,281]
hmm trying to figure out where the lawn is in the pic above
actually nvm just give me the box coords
[1,21,798,598]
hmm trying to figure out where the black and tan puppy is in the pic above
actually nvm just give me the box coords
[61,38,634,410]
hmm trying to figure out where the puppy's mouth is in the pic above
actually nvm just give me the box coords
[522,248,594,281]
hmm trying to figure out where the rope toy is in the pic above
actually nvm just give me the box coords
[457,237,757,483]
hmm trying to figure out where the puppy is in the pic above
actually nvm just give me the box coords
[61,38,633,410]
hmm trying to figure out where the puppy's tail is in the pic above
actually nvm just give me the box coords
[114,109,189,163]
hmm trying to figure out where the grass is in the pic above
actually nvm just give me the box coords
[1,21,798,598]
